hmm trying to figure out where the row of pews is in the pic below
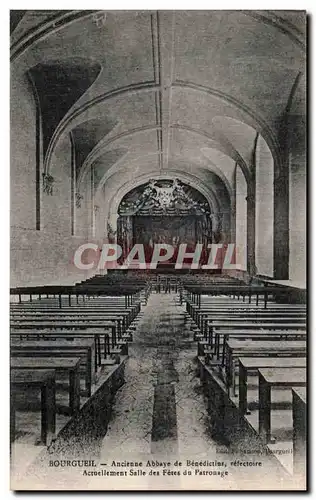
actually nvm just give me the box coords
[182,276,307,478]
[10,275,150,447]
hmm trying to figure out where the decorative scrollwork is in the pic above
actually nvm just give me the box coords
[245,193,255,204]
[118,178,211,216]
[42,173,55,195]
[107,221,117,242]
[92,12,107,28]
[210,212,223,243]
[76,192,83,208]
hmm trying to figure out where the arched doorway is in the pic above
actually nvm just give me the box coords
[116,178,217,268]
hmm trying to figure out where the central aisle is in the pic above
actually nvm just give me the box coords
[95,292,238,490]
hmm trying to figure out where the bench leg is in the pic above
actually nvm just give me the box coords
[94,336,98,370]
[95,335,101,365]
[231,359,237,397]
[120,342,128,356]
[41,378,56,446]
[10,393,16,446]
[86,350,92,397]
[69,367,80,414]
[293,391,306,479]
[199,361,205,384]
[225,350,233,391]
[221,335,227,365]
[259,374,271,444]
[239,361,248,414]
[197,342,204,357]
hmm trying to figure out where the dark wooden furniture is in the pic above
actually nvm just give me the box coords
[11,369,56,446]
[292,387,307,478]
[224,340,306,396]
[258,367,306,444]
[10,338,95,396]
[11,357,82,414]
[238,357,306,414]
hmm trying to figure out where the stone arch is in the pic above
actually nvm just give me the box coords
[101,171,225,241]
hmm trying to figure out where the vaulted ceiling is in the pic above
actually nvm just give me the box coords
[11,10,306,211]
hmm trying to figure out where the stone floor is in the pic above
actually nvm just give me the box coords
[93,292,239,490]
[12,292,241,490]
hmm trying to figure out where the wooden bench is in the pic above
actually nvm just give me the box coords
[197,311,306,335]
[211,322,306,359]
[10,319,116,333]
[10,306,140,340]
[224,340,306,397]
[11,357,82,414]
[10,325,128,360]
[10,316,123,341]
[11,310,131,330]
[258,367,306,444]
[10,285,146,310]
[198,326,306,360]
[238,357,307,414]
[211,320,306,333]
[9,319,125,351]
[10,329,105,367]
[292,387,307,478]
[11,369,56,446]
[10,319,120,350]
[198,316,306,343]
[190,304,306,323]
[198,329,306,359]
[186,302,306,323]
[10,338,95,397]
[186,298,306,314]
[183,285,298,309]
[11,306,138,326]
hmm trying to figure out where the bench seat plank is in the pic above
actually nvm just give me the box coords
[11,368,56,446]
[258,367,306,444]
[11,338,95,396]
[199,328,306,358]
[224,340,306,395]
[11,357,81,414]
[292,387,307,478]
[198,312,306,333]
[238,357,306,414]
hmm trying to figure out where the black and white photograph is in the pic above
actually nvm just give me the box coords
[9,8,307,491]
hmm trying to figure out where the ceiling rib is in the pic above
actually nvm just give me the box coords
[10,11,98,61]
[44,82,160,173]
[150,13,163,171]
[158,11,177,172]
